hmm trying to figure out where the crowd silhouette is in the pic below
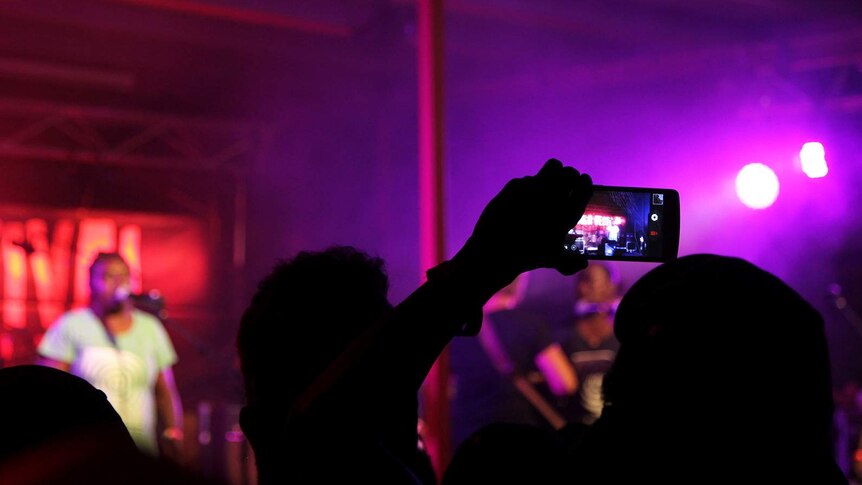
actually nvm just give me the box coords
[0,159,848,484]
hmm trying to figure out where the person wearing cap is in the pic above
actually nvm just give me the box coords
[37,252,184,460]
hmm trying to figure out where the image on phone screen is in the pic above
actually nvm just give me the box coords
[564,185,679,262]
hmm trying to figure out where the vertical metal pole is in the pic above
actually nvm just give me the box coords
[417,0,450,477]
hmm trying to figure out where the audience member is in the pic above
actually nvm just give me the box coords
[568,254,847,483]
[236,159,593,483]
[0,365,212,484]
[239,246,434,483]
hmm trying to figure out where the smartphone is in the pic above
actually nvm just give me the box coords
[563,185,680,262]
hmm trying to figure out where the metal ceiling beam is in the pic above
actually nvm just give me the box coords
[0,97,263,132]
[100,0,354,36]
[0,97,268,173]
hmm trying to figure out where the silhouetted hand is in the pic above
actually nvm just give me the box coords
[452,159,592,293]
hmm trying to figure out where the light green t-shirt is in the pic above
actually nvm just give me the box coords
[38,308,178,455]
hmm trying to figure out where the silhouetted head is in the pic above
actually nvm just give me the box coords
[237,246,391,408]
[236,247,394,481]
[0,365,218,484]
[0,365,135,463]
[594,254,841,480]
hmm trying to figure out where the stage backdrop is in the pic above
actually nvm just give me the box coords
[0,205,210,367]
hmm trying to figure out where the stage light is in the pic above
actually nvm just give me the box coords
[800,142,828,178]
[736,163,779,209]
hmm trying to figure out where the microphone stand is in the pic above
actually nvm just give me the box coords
[131,291,240,479]
[131,292,214,357]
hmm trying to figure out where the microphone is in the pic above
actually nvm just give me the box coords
[129,290,167,319]
[114,287,131,302]
[128,291,212,357]
[129,290,163,303]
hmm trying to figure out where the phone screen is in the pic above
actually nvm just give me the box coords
[564,185,680,262]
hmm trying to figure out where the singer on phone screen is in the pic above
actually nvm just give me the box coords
[37,252,184,460]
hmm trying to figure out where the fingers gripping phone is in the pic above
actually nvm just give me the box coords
[564,185,680,262]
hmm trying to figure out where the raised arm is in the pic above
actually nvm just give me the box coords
[292,159,593,418]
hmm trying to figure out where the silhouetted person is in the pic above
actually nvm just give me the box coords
[0,365,211,484]
[0,365,136,464]
[238,247,432,483]
[237,159,593,483]
[569,254,847,483]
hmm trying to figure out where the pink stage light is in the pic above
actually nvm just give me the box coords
[800,142,828,178]
[736,163,780,209]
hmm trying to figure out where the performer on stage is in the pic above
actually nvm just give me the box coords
[37,252,184,460]
[556,262,621,425]
[449,273,577,447]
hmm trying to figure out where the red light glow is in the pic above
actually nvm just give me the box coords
[0,334,13,362]
[3,221,27,329]
[119,225,143,293]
